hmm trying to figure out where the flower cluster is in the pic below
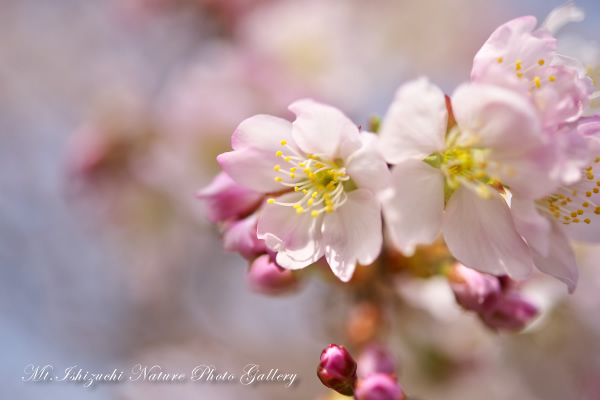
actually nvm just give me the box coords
[202,4,600,299]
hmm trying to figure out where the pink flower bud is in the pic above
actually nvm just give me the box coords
[247,254,297,295]
[222,213,266,259]
[317,344,357,396]
[354,373,406,400]
[196,172,263,223]
[480,293,538,331]
[448,263,502,314]
[357,344,397,378]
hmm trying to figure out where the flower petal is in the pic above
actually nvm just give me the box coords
[533,220,578,293]
[322,189,382,282]
[472,16,556,81]
[343,132,391,195]
[217,114,295,193]
[510,196,552,257]
[443,186,534,279]
[378,77,447,164]
[196,172,264,223]
[257,192,324,269]
[289,99,359,158]
[542,3,585,35]
[222,212,266,259]
[452,82,544,154]
[382,159,444,256]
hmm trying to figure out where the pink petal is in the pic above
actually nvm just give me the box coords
[322,189,383,282]
[222,212,266,259]
[257,192,324,269]
[443,186,534,279]
[533,220,578,293]
[452,82,544,154]
[472,16,556,81]
[343,132,391,195]
[289,99,359,158]
[196,172,263,223]
[510,196,552,257]
[382,160,444,256]
[218,114,295,193]
[378,78,447,164]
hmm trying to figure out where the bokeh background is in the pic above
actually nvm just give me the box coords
[2,1,600,399]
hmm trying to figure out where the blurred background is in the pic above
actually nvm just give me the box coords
[2,0,600,399]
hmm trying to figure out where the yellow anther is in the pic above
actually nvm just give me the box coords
[587,191,592,197]
[595,207,600,215]
[275,177,282,182]
[561,200,568,206]
[311,210,319,217]
[538,59,545,66]
[573,218,580,223]
[315,162,324,168]
[578,209,584,215]
[296,206,304,214]
[534,76,541,88]
[276,151,283,157]
[303,168,311,174]
[307,154,314,159]
[595,157,600,163]
[293,204,300,209]
[312,192,318,198]
[298,162,306,167]
[303,189,308,194]
[294,186,299,192]
[267,198,275,204]
[497,57,503,63]
[554,212,561,218]
[558,194,565,199]
[290,167,296,172]
[588,174,595,180]
[567,197,572,203]
[323,194,331,200]
[597,181,600,186]
[516,60,522,70]
[517,73,524,78]
[280,140,287,146]
[571,212,578,218]
[564,216,571,221]
[290,173,295,179]
[273,165,281,171]
[549,75,556,82]
[585,218,591,224]
[308,198,314,206]
[284,156,291,162]
[583,202,590,207]
[594,188,599,194]
[325,206,334,213]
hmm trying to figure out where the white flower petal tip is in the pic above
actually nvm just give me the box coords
[542,2,585,35]
[379,77,447,164]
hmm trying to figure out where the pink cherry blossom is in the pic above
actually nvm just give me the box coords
[472,15,593,129]
[217,99,390,281]
[378,77,553,280]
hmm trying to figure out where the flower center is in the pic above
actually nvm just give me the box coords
[267,141,350,217]
[497,57,557,90]
[425,128,500,200]
[537,157,600,225]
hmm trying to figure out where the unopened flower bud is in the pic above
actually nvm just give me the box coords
[196,172,263,223]
[448,263,501,314]
[247,254,297,295]
[480,293,538,331]
[317,344,357,396]
[354,373,406,400]
[222,213,266,259]
[357,344,397,378]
